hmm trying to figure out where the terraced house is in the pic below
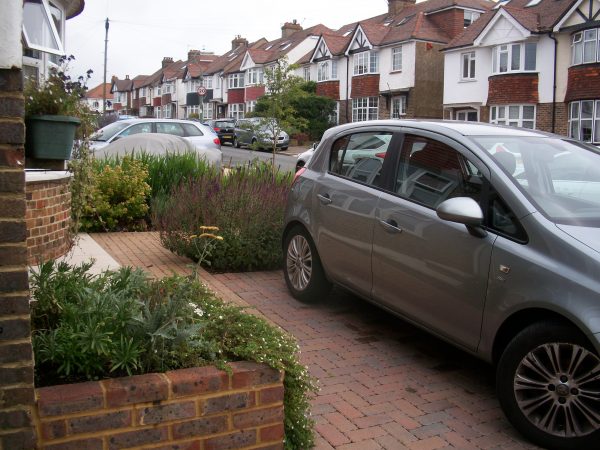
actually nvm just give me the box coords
[443,0,600,144]
[300,0,493,124]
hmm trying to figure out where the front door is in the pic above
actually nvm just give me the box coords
[371,132,495,350]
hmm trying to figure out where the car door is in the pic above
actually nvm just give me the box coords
[371,131,495,350]
[313,129,399,296]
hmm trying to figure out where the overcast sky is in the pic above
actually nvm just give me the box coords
[65,0,390,88]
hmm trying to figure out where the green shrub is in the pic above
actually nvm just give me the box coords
[30,261,316,449]
[81,156,151,231]
[153,161,292,271]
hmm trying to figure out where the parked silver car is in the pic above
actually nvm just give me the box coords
[283,120,600,450]
[90,119,221,153]
[233,117,289,151]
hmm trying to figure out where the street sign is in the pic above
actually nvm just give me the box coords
[197,86,207,96]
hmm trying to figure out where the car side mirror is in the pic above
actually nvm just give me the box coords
[312,142,318,150]
[436,197,487,238]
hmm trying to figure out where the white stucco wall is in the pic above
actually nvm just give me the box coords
[0,1,23,69]
[554,32,574,103]
[378,42,416,91]
[537,35,556,104]
[443,47,490,105]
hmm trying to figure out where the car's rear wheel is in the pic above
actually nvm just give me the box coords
[497,321,600,450]
[283,225,331,303]
[234,137,241,148]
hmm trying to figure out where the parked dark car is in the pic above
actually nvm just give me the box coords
[205,119,236,145]
[283,119,600,450]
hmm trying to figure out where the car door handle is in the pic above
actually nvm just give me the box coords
[317,194,332,205]
[379,219,402,233]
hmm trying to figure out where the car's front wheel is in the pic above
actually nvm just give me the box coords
[497,321,600,450]
[283,225,331,303]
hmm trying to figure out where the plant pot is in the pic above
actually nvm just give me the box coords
[25,115,80,160]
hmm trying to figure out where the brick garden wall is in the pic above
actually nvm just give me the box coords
[25,175,71,265]
[34,362,285,450]
[0,67,37,448]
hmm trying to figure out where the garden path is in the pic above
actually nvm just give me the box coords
[92,232,540,450]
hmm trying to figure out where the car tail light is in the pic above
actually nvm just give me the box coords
[375,152,387,159]
[293,167,306,184]
[213,127,221,132]
[213,137,221,146]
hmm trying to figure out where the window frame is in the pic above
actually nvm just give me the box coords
[353,51,379,76]
[352,97,379,122]
[492,42,537,74]
[391,96,407,118]
[228,73,245,89]
[489,104,536,129]
[568,99,600,144]
[571,28,600,65]
[391,46,403,72]
[461,51,476,80]
[246,68,263,86]
[464,10,481,28]
[22,0,65,55]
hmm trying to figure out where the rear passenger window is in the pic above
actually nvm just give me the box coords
[120,123,151,137]
[156,123,185,136]
[328,132,392,187]
[181,123,203,136]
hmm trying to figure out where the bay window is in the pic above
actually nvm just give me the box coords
[492,42,536,73]
[354,51,379,75]
[572,29,600,65]
[246,68,263,85]
[229,103,244,120]
[352,97,379,122]
[569,100,600,143]
[490,105,536,129]
[202,77,213,89]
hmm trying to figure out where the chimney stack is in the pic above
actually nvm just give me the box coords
[388,0,416,15]
[187,50,202,64]
[162,57,174,68]
[281,19,302,38]
[231,35,248,50]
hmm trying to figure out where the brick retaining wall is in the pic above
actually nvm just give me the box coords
[34,362,284,450]
[25,174,71,265]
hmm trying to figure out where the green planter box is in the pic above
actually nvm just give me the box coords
[26,115,80,160]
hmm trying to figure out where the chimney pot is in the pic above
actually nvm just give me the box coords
[281,20,303,38]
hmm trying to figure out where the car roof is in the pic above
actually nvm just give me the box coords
[324,120,554,139]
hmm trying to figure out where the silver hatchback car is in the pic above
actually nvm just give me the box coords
[283,120,600,450]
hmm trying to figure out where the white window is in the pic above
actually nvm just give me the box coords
[162,82,175,95]
[353,51,379,75]
[23,0,65,55]
[569,100,600,143]
[229,103,245,120]
[572,29,600,65]
[391,96,406,118]
[154,106,161,118]
[464,11,480,28]
[456,110,478,121]
[490,105,536,129]
[246,100,257,113]
[188,80,200,93]
[352,97,379,122]
[318,61,330,82]
[203,102,214,120]
[228,73,244,89]
[202,77,213,89]
[492,43,536,73]
[392,47,402,72]
[140,87,147,97]
[246,68,263,85]
[187,105,199,118]
[330,102,340,125]
[461,51,476,80]
[303,66,311,81]
[163,103,173,119]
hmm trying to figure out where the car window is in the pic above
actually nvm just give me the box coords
[215,121,234,128]
[156,123,185,136]
[328,132,392,187]
[181,123,203,137]
[486,191,528,242]
[396,135,484,209]
[119,123,152,137]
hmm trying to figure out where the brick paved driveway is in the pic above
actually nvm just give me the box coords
[93,233,539,450]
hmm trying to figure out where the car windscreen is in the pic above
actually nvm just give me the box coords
[472,135,600,226]
[91,122,130,141]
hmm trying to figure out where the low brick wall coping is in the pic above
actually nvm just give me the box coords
[25,170,71,184]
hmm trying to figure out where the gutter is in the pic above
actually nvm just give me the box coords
[345,54,351,123]
[548,32,558,133]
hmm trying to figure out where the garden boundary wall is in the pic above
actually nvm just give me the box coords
[34,361,285,450]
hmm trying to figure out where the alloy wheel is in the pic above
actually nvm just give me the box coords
[513,342,600,438]
[286,235,312,291]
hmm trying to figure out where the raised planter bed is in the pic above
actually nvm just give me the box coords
[34,362,284,450]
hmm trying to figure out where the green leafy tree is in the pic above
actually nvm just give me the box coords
[252,58,307,168]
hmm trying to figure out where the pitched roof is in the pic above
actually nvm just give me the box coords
[132,75,150,89]
[112,78,133,92]
[162,60,187,81]
[445,0,579,49]
[85,83,113,99]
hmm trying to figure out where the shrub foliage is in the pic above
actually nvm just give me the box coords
[154,162,292,271]
[31,261,317,449]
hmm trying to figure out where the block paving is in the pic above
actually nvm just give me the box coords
[92,232,540,449]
